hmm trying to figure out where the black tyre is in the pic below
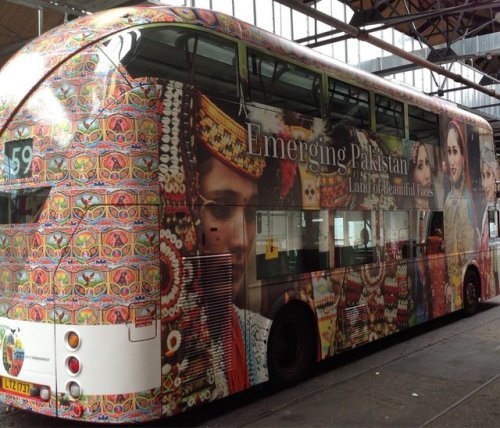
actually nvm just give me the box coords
[267,304,315,388]
[463,269,480,317]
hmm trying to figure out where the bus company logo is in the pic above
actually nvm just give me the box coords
[1,328,24,377]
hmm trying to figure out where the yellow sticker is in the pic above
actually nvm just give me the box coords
[265,239,279,260]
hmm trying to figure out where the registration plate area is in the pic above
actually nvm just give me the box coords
[1,376,33,398]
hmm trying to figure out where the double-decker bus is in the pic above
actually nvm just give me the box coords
[0,4,498,424]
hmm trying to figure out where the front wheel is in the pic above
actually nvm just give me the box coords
[463,269,480,316]
[267,304,315,388]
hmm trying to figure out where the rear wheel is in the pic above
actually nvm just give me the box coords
[267,304,315,388]
[463,269,480,316]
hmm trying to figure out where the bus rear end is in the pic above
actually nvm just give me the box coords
[0,10,163,423]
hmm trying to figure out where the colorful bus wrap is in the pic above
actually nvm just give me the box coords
[0,5,497,424]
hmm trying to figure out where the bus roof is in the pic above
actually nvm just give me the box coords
[0,5,491,134]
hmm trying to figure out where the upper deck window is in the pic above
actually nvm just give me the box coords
[247,49,322,117]
[409,106,439,145]
[118,26,239,100]
[375,94,404,138]
[328,78,370,129]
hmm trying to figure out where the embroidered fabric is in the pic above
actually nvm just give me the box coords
[235,306,272,386]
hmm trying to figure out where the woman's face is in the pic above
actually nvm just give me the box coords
[482,161,496,202]
[199,157,258,298]
[414,144,431,188]
[447,127,464,184]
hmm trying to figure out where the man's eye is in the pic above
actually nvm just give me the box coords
[207,203,233,220]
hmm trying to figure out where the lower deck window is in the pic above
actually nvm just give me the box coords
[334,210,375,267]
[256,210,329,279]
[489,208,499,238]
[383,211,409,260]
[0,187,50,224]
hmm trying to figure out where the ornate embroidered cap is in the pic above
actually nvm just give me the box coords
[195,92,265,180]
[480,137,497,178]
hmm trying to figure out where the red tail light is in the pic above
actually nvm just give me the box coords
[67,357,80,375]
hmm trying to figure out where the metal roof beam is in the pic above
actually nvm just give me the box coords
[358,32,500,76]
[303,2,499,48]
[348,1,499,29]
[277,0,500,102]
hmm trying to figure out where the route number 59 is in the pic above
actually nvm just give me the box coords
[5,139,33,179]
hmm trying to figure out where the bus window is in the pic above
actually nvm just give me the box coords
[0,192,8,224]
[0,187,50,225]
[409,106,439,145]
[119,26,239,100]
[383,211,409,260]
[255,209,329,279]
[375,94,404,138]
[410,210,445,258]
[334,210,375,267]
[247,49,322,117]
[328,78,370,129]
[488,209,498,238]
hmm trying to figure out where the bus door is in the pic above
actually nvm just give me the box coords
[486,207,500,298]
[198,205,243,378]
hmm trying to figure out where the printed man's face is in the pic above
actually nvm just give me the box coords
[199,157,258,297]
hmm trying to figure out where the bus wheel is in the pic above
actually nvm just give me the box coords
[463,269,480,317]
[267,304,315,388]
